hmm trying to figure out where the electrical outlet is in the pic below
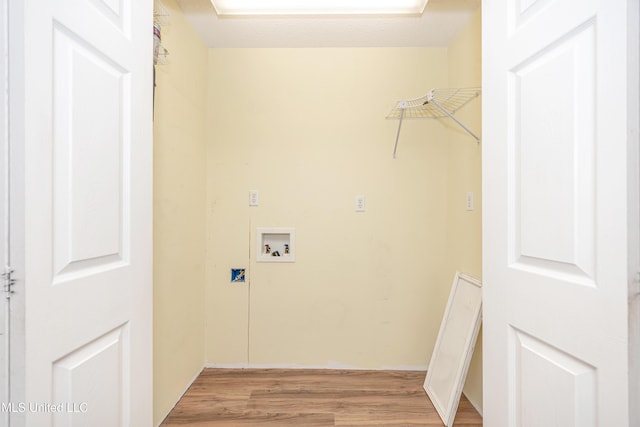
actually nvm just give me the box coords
[249,190,259,206]
[466,192,474,211]
[355,195,365,212]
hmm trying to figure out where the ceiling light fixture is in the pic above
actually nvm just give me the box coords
[210,0,429,16]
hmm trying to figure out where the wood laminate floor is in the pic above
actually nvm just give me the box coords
[161,369,483,426]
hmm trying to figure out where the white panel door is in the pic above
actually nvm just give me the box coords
[17,0,153,425]
[483,0,637,426]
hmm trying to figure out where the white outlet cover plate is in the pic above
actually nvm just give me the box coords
[466,192,474,211]
[249,190,259,206]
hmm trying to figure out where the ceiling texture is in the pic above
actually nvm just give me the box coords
[175,0,481,48]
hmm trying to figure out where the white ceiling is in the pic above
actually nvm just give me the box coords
[174,0,481,48]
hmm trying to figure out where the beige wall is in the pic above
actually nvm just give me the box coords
[446,8,483,412]
[153,0,207,424]
[205,47,456,368]
[152,5,483,421]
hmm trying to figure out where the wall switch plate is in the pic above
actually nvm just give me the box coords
[355,195,365,212]
[249,190,259,206]
[466,192,474,211]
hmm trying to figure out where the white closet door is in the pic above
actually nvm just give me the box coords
[18,0,153,425]
[483,0,636,426]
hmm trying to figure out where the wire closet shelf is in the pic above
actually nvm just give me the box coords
[386,87,481,158]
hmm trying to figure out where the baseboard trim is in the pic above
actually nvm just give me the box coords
[156,366,205,427]
[463,391,483,417]
[203,362,429,371]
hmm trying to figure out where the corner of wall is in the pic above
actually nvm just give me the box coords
[153,0,208,424]
[446,5,483,415]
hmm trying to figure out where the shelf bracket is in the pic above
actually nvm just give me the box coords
[392,103,406,159]
[426,97,480,144]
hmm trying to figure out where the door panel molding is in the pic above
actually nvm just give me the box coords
[509,327,597,427]
[507,19,596,287]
